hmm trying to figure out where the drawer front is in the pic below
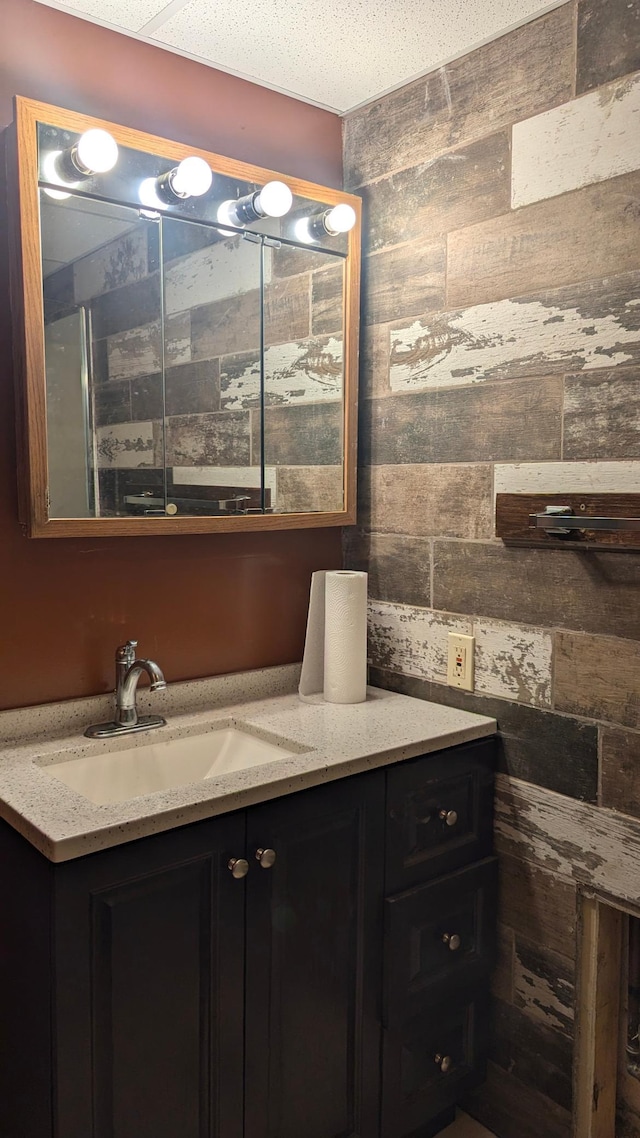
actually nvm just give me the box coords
[383,857,498,1028]
[386,739,495,892]
[381,991,489,1138]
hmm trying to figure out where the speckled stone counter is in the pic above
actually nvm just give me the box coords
[0,664,496,862]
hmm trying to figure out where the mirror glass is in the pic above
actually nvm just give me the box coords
[37,119,349,521]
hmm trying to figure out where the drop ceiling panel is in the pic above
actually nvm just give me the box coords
[34,0,564,112]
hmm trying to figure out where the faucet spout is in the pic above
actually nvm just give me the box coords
[84,640,167,739]
[118,658,166,718]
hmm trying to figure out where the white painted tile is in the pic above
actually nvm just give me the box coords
[171,465,277,496]
[95,421,156,469]
[512,73,640,208]
[368,601,472,683]
[221,337,344,408]
[389,289,640,392]
[494,460,640,499]
[107,322,160,381]
[164,238,265,317]
[474,619,552,707]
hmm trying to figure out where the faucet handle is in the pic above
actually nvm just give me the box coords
[116,640,138,665]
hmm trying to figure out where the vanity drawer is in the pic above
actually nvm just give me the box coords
[385,739,495,892]
[381,989,489,1138]
[382,857,498,1027]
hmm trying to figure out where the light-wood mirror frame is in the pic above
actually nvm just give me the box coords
[8,96,361,538]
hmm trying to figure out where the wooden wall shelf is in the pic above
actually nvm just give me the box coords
[496,493,640,552]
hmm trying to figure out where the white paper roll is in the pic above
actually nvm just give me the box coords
[323,570,368,704]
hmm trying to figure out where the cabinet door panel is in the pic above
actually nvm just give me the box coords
[245,773,385,1138]
[53,815,246,1138]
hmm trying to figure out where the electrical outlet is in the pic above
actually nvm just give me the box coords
[447,633,475,692]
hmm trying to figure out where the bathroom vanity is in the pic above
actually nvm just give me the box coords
[0,669,497,1138]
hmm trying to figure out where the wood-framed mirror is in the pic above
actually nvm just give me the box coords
[8,97,361,537]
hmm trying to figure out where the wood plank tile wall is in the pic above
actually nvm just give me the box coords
[343,2,640,1134]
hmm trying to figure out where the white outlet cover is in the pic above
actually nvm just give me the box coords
[447,633,475,692]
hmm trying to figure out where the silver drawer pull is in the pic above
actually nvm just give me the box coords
[442,932,461,952]
[255,847,277,869]
[434,1053,452,1073]
[228,857,249,879]
[439,809,458,827]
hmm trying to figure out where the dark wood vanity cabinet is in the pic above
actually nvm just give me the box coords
[0,737,496,1138]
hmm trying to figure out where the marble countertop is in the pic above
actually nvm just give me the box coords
[0,664,496,862]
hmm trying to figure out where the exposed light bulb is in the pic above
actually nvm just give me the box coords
[216,201,238,236]
[324,203,356,235]
[75,129,118,174]
[294,217,316,245]
[170,156,212,198]
[139,177,165,210]
[42,150,73,200]
[255,180,293,219]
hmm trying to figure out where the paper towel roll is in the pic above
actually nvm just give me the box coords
[323,571,368,704]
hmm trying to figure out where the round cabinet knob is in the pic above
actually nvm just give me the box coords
[434,1053,452,1074]
[228,857,249,879]
[439,809,458,827]
[255,847,277,869]
[442,933,461,952]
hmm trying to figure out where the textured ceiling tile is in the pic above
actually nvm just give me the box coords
[35,0,173,33]
[151,0,563,111]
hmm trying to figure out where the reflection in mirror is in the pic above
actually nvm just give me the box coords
[262,244,344,514]
[161,218,262,517]
[41,191,164,518]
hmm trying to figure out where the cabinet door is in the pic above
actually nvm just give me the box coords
[244,773,385,1138]
[53,813,246,1138]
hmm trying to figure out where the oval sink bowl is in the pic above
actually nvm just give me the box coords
[43,725,297,805]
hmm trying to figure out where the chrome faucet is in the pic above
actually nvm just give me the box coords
[85,640,167,739]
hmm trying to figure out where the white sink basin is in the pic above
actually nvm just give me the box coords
[43,725,297,805]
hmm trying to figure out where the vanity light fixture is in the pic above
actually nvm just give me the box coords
[294,202,357,243]
[217,179,293,228]
[139,155,213,209]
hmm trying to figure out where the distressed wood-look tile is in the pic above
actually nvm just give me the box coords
[264,275,310,346]
[165,311,191,367]
[474,619,552,708]
[74,225,149,303]
[563,367,640,459]
[512,73,640,209]
[368,600,472,683]
[555,632,640,728]
[494,459,640,497]
[363,240,445,326]
[95,420,157,469]
[496,772,640,909]
[94,380,131,427]
[343,5,573,187]
[577,0,640,94]
[107,321,160,382]
[220,337,343,409]
[165,411,250,467]
[601,727,640,818]
[312,264,344,335]
[389,272,640,391]
[462,1060,572,1138]
[361,463,493,538]
[130,373,163,421]
[489,998,572,1112]
[191,290,260,360]
[361,377,562,465]
[368,666,598,802]
[343,531,431,607]
[275,466,343,513]
[447,171,640,308]
[260,401,342,466]
[91,272,161,340]
[359,324,391,400]
[433,542,640,640]
[513,936,574,1038]
[165,360,220,417]
[363,132,509,252]
[498,851,577,958]
[164,235,261,316]
[491,924,515,1004]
